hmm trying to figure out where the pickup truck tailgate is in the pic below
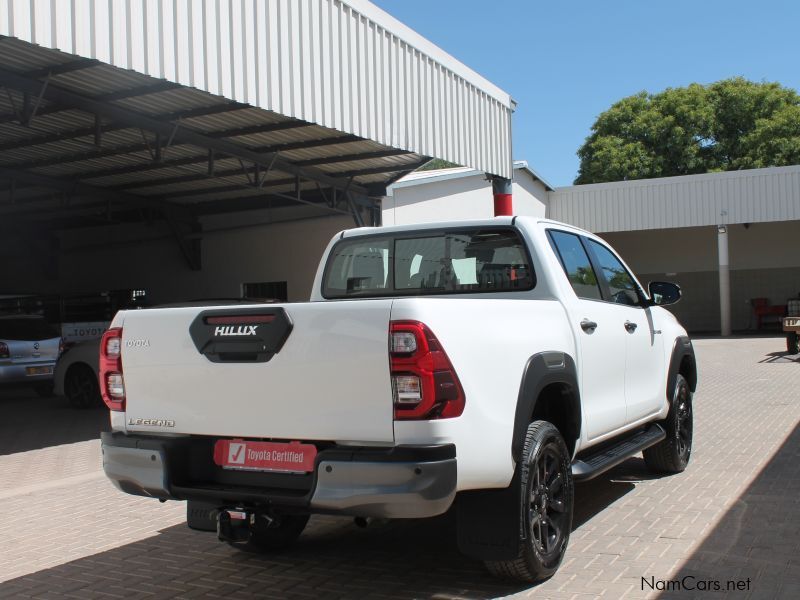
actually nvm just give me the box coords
[119,300,394,443]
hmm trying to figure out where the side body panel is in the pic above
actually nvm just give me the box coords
[391,293,575,490]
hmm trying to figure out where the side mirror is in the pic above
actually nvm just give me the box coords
[648,281,681,306]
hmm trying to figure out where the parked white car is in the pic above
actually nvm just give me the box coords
[99,217,697,582]
[53,338,102,408]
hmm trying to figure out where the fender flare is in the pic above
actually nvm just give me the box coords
[511,351,581,461]
[667,336,697,400]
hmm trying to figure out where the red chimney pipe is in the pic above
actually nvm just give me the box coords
[491,176,513,216]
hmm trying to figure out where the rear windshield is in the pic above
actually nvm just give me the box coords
[322,227,535,298]
[0,318,61,341]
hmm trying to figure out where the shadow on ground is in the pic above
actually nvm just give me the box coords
[0,461,644,599]
[656,424,800,599]
[759,350,800,364]
[0,387,108,456]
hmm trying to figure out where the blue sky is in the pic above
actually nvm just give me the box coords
[373,0,800,187]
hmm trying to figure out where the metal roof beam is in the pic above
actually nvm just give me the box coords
[0,116,309,169]
[153,181,296,201]
[0,102,253,158]
[22,58,101,78]
[336,164,421,178]
[0,76,191,126]
[189,192,348,218]
[111,170,295,192]
[0,68,371,197]
[94,81,182,102]
[205,120,309,138]
[127,162,419,201]
[0,165,174,215]
[53,134,364,182]
[293,149,412,167]
[109,149,410,192]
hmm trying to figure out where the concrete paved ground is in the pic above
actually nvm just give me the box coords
[0,337,797,599]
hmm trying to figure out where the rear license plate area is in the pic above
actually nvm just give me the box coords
[26,366,53,376]
[213,439,317,473]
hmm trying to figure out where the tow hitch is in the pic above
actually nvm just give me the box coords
[217,509,278,543]
[217,509,252,543]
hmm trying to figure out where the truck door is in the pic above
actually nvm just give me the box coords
[547,230,627,441]
[584,239,665,424]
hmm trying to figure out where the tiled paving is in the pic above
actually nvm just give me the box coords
[0,336,798,599]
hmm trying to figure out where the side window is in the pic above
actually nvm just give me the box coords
[586,240,640,306]
[547,231,602,300]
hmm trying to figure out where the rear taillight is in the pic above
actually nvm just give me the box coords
[99,327,125,411]
[390,321,465,420]
[0,341,9,359]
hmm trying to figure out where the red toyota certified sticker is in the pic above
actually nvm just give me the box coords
[213,439,317,472]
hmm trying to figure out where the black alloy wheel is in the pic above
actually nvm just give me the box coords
[485,421,574,582]
[66,365,102,409]
[529,445,570,558]
[674,380,693,464]
[644,374,693,473]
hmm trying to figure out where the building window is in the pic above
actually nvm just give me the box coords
[242,281,288,302]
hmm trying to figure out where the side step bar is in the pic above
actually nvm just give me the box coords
[571,424,666,481]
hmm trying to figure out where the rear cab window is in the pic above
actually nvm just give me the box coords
[322,227,535,298]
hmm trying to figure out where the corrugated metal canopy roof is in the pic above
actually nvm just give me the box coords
[0,0,514,233]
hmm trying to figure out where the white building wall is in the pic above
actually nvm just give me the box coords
[382,169,549,226]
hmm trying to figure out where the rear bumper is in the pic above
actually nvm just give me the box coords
[101,432,456,519]
[0,363,56,384]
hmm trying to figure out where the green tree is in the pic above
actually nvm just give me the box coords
[575,78,800,184]
[419,158,460,171]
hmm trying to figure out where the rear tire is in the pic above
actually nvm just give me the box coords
[485,421,574,582]
[65,364,102,409]
[644,374,693,473]
[787,332,799,355]
[231,514,309,554]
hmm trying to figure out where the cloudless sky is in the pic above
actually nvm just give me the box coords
[372,0,800,187]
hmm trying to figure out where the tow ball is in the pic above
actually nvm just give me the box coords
[217,509,276,543]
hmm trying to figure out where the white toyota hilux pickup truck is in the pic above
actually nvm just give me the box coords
[100,217,697,582]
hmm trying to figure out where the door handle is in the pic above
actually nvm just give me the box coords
[580,319,598,332]
[624,321,638,333]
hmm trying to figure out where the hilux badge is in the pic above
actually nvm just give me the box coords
[214,325,258,336]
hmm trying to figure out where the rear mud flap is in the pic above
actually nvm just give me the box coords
[457,467,522,561]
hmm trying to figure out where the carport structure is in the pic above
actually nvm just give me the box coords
[0,0,513,271]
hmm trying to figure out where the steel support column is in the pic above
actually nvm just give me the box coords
[490,175,513,216]
[717,225,732,336]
